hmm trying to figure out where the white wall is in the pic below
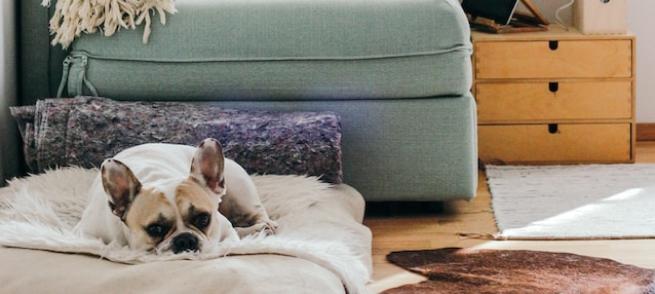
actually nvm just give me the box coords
[1,1,16,104]
[526,0,655,122]
[1,0,17,181]
[627,2,655,122]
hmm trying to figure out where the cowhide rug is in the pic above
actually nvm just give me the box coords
[385,248,655,294]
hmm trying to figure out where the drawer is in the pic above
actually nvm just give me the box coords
[475,39,632,79]
[479,123,632,163]
[476,80,632,122]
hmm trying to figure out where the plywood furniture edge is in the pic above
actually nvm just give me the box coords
[631,36,637,159]
[471,26,635,41]
[629,34,637,163]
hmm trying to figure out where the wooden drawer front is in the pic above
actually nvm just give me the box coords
[475,40,632,79]
[479,123,631,163]
[477,80,632,122]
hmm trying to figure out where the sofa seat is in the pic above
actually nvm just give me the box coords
[64,0,472,100]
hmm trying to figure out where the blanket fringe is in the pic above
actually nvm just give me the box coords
[41,0,177,48]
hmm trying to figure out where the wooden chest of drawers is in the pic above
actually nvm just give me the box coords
[473,27,636,164]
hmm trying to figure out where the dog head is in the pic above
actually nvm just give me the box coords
[100,139,228,254]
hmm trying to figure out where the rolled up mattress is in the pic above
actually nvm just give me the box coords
[10,97,343,183]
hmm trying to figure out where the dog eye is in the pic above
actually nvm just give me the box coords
[146,224,168,238]
[193,213,211,229]
[218,179,225,188]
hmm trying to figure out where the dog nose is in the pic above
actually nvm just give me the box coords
[172,233,199,253]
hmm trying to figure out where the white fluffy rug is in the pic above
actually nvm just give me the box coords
[487,164,655,240]
[0,168,371,293]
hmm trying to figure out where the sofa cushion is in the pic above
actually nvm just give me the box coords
[63,0,472,100]
[196,94,479,201]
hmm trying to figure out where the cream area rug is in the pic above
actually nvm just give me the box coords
[487,164,655,240]
[0,168,371,293]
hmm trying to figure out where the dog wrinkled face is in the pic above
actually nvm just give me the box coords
[124,187,178,252]
[100,139,227,254]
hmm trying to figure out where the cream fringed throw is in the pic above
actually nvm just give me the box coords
[42,0,177,48]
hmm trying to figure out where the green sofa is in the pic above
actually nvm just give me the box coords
[7,0,477,201]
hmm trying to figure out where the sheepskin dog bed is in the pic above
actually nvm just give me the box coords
[0,168,372,293]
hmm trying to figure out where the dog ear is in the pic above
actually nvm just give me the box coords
[101,159,142,220]
[190,138,226,194]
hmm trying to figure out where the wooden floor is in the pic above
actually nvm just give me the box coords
[365,141,655,293]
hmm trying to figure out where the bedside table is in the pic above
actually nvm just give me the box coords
[472,26,636,164]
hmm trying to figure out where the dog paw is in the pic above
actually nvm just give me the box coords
[258,220,279,236]
[235,220,280,238]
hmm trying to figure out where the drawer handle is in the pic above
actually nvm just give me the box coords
[549,40,559,50]
[548,124,559,134]
[549,82,559,93]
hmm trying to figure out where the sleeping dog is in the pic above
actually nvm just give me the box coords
[76,139,278,254]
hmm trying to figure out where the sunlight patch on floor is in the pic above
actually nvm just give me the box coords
[604,188,643,201]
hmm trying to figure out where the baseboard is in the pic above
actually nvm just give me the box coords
[637,123,655,141]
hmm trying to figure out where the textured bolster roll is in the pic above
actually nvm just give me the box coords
[10,97,343,183]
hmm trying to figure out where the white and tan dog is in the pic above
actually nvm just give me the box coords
[76,139,278,254]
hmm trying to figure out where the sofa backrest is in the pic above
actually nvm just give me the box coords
[18,0,68,105]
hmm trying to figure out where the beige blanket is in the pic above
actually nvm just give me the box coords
[0,168,372,293]
[0,248,344,293]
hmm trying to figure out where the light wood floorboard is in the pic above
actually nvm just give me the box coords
[366,141,655,293]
